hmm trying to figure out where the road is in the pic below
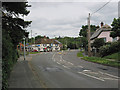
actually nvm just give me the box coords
[29,50,119,88]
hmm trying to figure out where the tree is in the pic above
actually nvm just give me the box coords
[110,17,120,38]
[2,2,31,89]
[92,38,105,49]
[79,25,99,37]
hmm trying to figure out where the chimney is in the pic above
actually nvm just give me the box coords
[101,22,104,28]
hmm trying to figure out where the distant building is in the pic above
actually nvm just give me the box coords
[30,36,62,52]
[90,22,119,43]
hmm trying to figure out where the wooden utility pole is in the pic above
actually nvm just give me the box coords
[87,13,91,57]
[31,30,32,51]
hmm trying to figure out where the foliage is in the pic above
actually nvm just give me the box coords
[82,56,120,68]
[79,25,99,37]
[2,2,31,89]
[110,17,120,38]
[92,38,105,49]
[2,30,18,90]
[104,52,119,61]
[56,37,82,49]
[99,41,120,57]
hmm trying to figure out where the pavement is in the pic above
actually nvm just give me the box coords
[8,55,41,88]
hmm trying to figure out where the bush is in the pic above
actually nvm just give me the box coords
[2,30,18,89]
[99,41,120,57]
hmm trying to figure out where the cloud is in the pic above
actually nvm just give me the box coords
[25,1,118,38]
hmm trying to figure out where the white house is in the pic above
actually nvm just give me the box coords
[30,36,62,52]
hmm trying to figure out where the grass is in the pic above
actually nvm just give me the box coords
[77,51,84,57]
[82,56,120,67]
[77,51,120,68]
[104,52,119,61]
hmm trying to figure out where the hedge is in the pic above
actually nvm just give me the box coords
[2,30,18,90]
[99,41,120,57]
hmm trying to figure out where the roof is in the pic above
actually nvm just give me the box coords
[90,24,111,40]
[35,38,61,44]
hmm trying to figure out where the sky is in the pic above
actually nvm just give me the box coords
[24,0,119,38]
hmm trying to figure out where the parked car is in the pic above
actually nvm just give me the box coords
[32,49,38,52]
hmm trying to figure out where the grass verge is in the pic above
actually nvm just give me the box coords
[104,52,119,60]
[77,52,120,68]
[77,51,84,57]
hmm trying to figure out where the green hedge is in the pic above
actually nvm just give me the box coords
[2,30,18,90]
[99,41,120,57]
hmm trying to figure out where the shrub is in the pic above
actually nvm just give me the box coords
[99,41,120,57]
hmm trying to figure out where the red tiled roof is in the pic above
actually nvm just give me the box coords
[35,38,61,44]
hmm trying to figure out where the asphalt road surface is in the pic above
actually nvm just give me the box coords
[29,50,119,88]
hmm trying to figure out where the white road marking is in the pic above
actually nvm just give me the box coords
[101,77,118,80]
[83,70,91,72]
[98,71,119,79]
[78,72,105,81]
[77,65,83,68]
[52,53,55,60]
[62,65,70,69]
[67,62,74,65]
[57,62,61,65]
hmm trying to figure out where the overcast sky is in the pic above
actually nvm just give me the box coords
[25,0,119,38]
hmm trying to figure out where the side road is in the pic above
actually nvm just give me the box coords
[8,55,41,88]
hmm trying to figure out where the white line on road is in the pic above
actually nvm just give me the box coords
[78,72,105,81]
[62,65,70,69]
[98,71,119,79]
[77,65,83,68]
[67,62,74,65]
[101,77,118,80]
[57,62,61,65]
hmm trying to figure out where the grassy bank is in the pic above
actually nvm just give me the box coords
[104,52,119,61]
[77,51,120,68]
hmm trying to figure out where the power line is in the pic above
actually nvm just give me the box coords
[91,0,112,16]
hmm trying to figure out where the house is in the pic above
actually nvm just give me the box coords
[30,36,62,52]
[90,22,119,43]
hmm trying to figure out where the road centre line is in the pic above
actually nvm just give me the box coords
[98,71,119,79]
[78,72,105,81]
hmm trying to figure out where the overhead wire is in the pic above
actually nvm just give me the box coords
[91,0,112,16]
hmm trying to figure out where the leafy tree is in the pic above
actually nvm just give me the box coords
[79,25,99,37]
[92,38,105,49]
[110,17,120,38]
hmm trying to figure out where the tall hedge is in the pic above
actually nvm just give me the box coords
[2,30,18,89]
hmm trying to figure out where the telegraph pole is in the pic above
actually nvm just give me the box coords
[87,13,91,57]
[31,30,32,51]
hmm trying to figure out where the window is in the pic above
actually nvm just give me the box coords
[103,38,106,42]
[43,44,46,46]
[55,44,58,46]
[113,37,117,42]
